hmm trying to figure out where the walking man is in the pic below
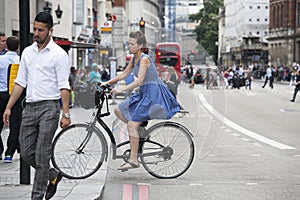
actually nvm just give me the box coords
[3,12,71,200]
[0,32,7,55]
[0,36,20,162]
[262,65,274,89]
[290,69,300,102]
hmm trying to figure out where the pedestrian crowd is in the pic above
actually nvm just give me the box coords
[181,62,300,103]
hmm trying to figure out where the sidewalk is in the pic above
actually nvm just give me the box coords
[0,153,107,200]
[0,105,116,200]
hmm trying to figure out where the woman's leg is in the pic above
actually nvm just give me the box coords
[118,120,141,170]
[114,107,128,124]
[114,107,141,169]
[127,121,141,164]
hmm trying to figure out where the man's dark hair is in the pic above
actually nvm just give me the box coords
[70,66,76,73]
[0,31,5,37]
[6,36,19,51]
[35,12,53,29]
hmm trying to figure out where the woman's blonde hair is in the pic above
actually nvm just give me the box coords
[129,31,147,48]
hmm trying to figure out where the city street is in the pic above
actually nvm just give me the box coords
[101,81,300,200]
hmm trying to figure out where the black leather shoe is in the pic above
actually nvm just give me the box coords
[290,99,295,102]
[45,172,63,200]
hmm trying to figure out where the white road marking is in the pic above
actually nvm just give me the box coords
[199,94,296,150]
[241,138,250,142]
[189,183,204,186]
[246,183,258,186]
[252,143,263,147]
[137,183,151,186]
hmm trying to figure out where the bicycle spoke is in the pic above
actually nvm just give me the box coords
[51,124,106,179]
[141,122,194,179]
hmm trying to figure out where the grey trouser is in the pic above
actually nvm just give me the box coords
[19,100,60,200]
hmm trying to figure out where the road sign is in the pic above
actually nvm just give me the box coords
[110,15,116,22]
[101,21,113,34]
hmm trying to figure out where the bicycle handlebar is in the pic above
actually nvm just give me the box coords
[94,83,112,118]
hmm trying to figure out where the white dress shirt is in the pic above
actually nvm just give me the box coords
[15,39,70,102]
[266,67,272,78]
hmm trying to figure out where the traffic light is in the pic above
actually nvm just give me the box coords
[139,17,145,33]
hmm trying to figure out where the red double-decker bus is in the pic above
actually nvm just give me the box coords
[155,42,181,79]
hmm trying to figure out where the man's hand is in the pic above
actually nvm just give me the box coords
[60,117,71,129]
[3,108,11,126]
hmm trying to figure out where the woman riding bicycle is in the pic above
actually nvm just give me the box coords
[101,31,180,171]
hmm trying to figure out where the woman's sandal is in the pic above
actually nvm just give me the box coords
[118,162,140,172]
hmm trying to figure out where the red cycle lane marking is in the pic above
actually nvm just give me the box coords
[122,184,132,200]
[138,185,149,200]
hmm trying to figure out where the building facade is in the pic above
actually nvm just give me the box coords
[0,0,163,69]
[220,0,269,66]
[268,0,300,66]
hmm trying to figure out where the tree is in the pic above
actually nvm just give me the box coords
[189,0,223,65]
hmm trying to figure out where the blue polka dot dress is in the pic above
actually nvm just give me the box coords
[119,54,180,122]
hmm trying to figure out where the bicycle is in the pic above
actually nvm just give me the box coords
[51,85,194,179]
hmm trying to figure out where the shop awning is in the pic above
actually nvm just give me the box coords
[55,40,72,46]
[71,42,97,49]
[54,40,97,49]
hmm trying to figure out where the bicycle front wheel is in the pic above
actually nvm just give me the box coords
[51,123,106,179]
[140,121,194,179]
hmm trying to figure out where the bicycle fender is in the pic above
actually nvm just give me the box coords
[147,121,194,137]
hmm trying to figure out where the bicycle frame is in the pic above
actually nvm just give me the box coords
[90,89,136,160]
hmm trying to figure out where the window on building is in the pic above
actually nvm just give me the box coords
[249,18,252,22]
[298,3,300,27]
[257,6,261,9]
[249,6,252,9]
[257,18,260,22]
[75,0,84,24]
[265,6,269,9]
[264,31,268,35]
[265,18,268,22]
[249,31,252,35]
[256,31,260,35]
[87,8,92,27]
[279,4,283,28]
[276,5,280,28]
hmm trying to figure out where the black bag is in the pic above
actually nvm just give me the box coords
[74,81,97,109]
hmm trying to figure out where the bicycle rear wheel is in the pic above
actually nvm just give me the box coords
[51,123,106,179]
[140,121,194,179]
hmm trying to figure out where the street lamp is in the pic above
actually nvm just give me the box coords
[43,1,63,24]
[43,1,52,13]
[55,5,63,24]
